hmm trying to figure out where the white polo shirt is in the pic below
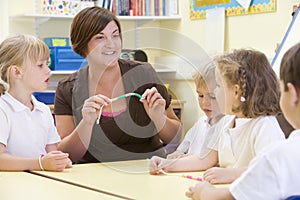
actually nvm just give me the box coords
[177,115,235,158]
[0,92,61,158]
[177,116,212,154]
[230,130,300,199]
[218,116,285,168]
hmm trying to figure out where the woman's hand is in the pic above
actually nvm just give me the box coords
[81,94,111,125]
[141,87,166,131]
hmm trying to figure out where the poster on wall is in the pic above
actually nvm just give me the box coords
[190,0,276,20]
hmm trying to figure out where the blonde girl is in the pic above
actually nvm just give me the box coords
[0,34,71,171]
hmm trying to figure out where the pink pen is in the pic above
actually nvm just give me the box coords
[182,175,203,182]
[158,168,203,182]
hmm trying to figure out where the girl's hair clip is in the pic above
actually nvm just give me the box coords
[240,96,246,102]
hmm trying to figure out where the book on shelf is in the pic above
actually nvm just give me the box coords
[99,0,178,16]
[96,0,104,7]
[102,0,113,11]
[167,0,178,16]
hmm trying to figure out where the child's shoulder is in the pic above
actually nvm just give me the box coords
[0,95,7,112]
[217,115,235,126]
[31,95,52,114]
[193,115,208,122]
[192,116,209,127]
[220,114,235,121]
[250,116,285,138]
[0,92,15,111]
[263,130,300,160]
[255,115,278,126]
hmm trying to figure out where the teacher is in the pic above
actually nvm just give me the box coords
[54,6,181,163]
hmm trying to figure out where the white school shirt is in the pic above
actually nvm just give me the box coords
[230,130,300,200]
[177,115,234,158]
[218,116,285,168]
[0,92,61,158]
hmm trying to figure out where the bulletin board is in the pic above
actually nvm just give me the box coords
[190,0,276,20]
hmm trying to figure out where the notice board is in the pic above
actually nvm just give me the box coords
[190,0,276,20]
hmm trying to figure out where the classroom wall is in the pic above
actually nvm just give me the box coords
[158,0,300,133]
[162,0,299,58]
[8,1,298,57]
[0,0,9,42]
[4,0,299,134]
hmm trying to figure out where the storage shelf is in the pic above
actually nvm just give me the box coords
[11,13,181,38]
[12,13,182,21]
[155,68,177,73]
[50,68,176,75]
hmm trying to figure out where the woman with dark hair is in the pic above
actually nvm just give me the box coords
[54,7,181,163]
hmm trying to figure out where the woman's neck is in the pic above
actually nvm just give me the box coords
[88,63,123,97]
[88,61,120,81]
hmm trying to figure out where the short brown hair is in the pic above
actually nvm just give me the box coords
[70,6,122,58]
[280,43,300,91]
[215,49,280,117]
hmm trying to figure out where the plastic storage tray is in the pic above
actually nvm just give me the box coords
[33,91,55,105]
[49,46,87,70]
[44,37,70,47]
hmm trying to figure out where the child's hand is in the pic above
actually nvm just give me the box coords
[41,151,71,172]
[186,182,215,200]
[203,167,237,184]
[149,156,166,175]
[166,150,185,159]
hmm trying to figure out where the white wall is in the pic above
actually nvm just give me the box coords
[5,0,299,133]
[162,0,299,58]
[160,0,300,132]
[0,0,9,42]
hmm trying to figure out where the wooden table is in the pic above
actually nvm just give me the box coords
[30,159,228,200]
[0,171,121,200]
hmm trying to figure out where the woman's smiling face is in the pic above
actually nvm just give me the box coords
[87,21,122,67]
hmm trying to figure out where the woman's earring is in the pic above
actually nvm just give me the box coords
[240,96,246,102]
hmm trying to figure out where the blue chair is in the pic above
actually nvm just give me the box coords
[286,196,300,200]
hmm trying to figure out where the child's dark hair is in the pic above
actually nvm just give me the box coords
[215,49,280,117]
[280,42,300,91]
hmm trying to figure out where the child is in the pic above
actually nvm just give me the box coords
[185,43,300,200]
[149,63,233,173]
[0,34,72,171]
[201,49,286,185]
[167,66,223,159]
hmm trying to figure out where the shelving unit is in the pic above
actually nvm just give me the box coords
[11,13,181,37]
[10,2,181,82]
[50,68,176,75]
[15,13,182,20]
